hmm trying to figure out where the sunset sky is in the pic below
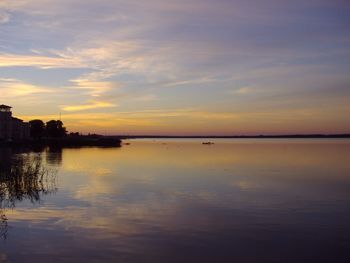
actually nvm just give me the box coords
[0,0,349,135]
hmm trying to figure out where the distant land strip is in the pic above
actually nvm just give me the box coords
[113,134,350,139]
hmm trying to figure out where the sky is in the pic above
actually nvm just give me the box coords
[0,0,349,135]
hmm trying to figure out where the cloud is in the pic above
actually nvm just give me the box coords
[231,86,257,95]
[132,94,158,102]
[0,78,53,97]
[0,11,10,24]
[70,79,118,97]
[0,0,349,134]
[164,77,217,87]
[49,41,150,77]
[0,53,84,69]
[62,101,117,112]
[24,108,241,123]
[19,102,350,135]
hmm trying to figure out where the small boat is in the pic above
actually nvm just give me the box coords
[202,142,214,145]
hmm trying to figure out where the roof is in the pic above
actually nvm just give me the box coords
[0,104,11,109]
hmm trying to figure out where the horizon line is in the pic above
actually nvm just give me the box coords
[104,133,350,139]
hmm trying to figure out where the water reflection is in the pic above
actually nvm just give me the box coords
[45,147,63,166]
[1,140,350,262]
[0,148,56,239]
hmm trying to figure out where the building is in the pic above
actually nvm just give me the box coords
[0,105,30,141]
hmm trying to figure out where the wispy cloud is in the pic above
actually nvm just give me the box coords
[62,101,117,112]
[0,0,349,134]
[0,53,84,69]
[0,78,53,97]
[230,86,258,95]
[132,94,158,102]
[0,11,10,24]
[70,79,118,97]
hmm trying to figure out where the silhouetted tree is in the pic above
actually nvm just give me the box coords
[29,119,45,140]
[46,120,67,138]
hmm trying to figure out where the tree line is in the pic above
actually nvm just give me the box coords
[29,120,67,139]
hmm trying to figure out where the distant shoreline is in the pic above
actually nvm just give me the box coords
[0,136,122,148]
[1,134,349,148]
[115,134,350,139]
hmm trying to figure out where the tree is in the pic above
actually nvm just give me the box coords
[29,120,45,140]
[46,120,67,138]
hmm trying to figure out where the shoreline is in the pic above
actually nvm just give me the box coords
[114,134,350,139]
[0,137,122,148]
[1,134,349,148]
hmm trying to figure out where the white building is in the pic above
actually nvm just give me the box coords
[0,105,30,141]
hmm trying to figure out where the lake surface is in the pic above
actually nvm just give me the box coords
[0,139,350,262]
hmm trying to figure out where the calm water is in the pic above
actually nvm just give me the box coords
[0,139,350,262]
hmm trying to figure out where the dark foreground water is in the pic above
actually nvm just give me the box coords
[0,139,350,263]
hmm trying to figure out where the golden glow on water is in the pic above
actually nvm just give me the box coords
[2,139,350,262]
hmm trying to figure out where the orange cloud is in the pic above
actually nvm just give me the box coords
[62,101,117,112]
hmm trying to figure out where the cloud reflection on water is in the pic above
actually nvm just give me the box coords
[1,140,350,262]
